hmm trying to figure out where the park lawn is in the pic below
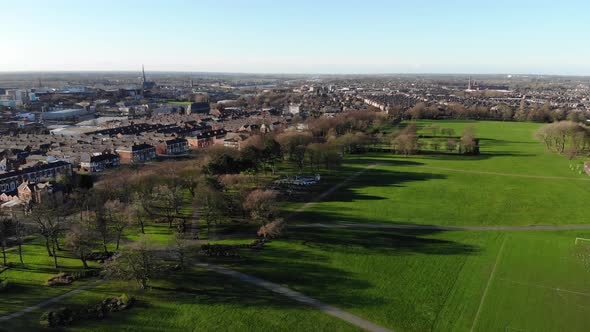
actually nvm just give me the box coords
[292,120,590,227]
[3,267,360,332]
[0,237,101,316]
[4,120,590,331]
[213,228,590,332]
[410,120,586,176]
[294,160,590,226]
[279,157,384,214]
[472,231,590,332]
[124,222,178,246]
[213,228,503,331]
[124,188,194,245]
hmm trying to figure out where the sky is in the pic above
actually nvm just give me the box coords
[1,0,590,75]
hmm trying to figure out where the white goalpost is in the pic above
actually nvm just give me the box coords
[574,238,590,245]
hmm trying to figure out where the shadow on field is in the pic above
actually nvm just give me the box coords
[289,166,447,209]
[288,227,478,256]
[213,246,384,308]
[205,224,477,310]
[154,262,383,309]
[414,150,535,161]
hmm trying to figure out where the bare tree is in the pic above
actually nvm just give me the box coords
[89,210,111,255]
[243,190,279,225]
[198,184,224,238]
[536,121,589,156]
[276,131,313,164]
[65,224,96,269]
[156,185,184,229]
[130,193,148,234]
[13,217,26,267]
[103,236,160,289]
[219,174,251,217]
[391,124,418,156]
[29,201,67,268]
[446,138,458,152]
[0,214,13,267]
[257,219,285,239]
[460,126,477,154]
[430,140,441,151]
[104,199,132,250]
[171,232,190,270]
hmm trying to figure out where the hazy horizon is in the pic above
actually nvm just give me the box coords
[2,0,590,75]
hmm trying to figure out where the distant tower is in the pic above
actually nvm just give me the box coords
[468,76,472,90]
[38,77,42,88]
[141,65,147,90]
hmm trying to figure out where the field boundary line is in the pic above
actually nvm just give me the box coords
[470,236,507,332]
[195,262,392,332]
[419,166,590,181]
[498,278,590,297]
[0,278,106,322]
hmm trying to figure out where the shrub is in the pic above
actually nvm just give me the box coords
[87,251,113,262]
[39,295,135,328]
[47,273,74,286]
[0,278,10,292]
[257,220,285,239]
[120,293,130,305]
[40,307,73,328]
[200,239,266,256]
[70,269,100,280]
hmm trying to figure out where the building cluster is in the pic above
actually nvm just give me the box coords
[3,71,589,210]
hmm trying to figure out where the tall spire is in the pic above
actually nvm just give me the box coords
[142,64,146,84]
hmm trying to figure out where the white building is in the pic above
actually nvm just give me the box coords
[288,103,300,115]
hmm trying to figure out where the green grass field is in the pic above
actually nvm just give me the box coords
[3,267,359,332]
[2,120,590,331]
[222,120,590,331]
[293,120,590,227]
[215,228,590,331]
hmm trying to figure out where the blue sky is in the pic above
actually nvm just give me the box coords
[1,0,589,74]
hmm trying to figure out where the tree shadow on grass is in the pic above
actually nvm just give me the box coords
[286,227,479,256]
[150,262,383,310]
[413,151,536,161]
[287,167,447,209]
[203,223,478,311]
[205,247,384,309]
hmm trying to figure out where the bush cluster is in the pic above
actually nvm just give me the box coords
[40,294,135,328]
[46,273,74,286]
[87,251,114,262]
[0,278,10,292]
[46,270,100,286]
[200,239,266,257]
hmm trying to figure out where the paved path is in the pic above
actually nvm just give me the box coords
[420,165,590,181]
[195,262,392,332]
[0,279,106,322]
[291,223,590,231]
